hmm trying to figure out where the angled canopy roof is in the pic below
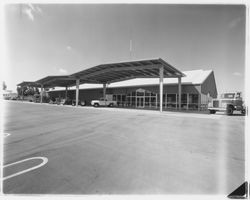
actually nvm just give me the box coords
[17,81,40,87]
[35,76,78,88]
[17,58,186,88]
[70,58,185,84]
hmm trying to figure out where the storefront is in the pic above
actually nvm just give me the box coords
[18,58,217,112]
[110,90,199,110]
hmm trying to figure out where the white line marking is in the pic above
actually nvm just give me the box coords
[2,157,48,181]
[4,133,10,137]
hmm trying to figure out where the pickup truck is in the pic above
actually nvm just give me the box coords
[91,98,117,107]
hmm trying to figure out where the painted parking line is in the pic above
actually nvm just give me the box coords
[3,157,48,181]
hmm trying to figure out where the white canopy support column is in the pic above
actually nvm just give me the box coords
[75,79,80,107]
[178,77,182,110]
[21,87,24,102]
[65,86,68,100]
[103,83,106,99]
[40,84,43,103]
[159,66,164,112]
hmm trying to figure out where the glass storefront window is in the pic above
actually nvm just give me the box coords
[112,91,200,110]
[181,94,187,103]
[112,89,157,108]
[189,94,198,103]
[188,94,198,110]
[167,94,176,103]
[137,92,144,96]
[122,95,126,101]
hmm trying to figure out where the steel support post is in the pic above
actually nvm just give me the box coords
[65,86,68,100]
[40,85,43,103]
[178,77,182,110]
[159,66,164,112]
[21,87,24,101]
[103,83,106,99]
[76,79,80,107]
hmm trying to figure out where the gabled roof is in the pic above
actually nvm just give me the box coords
[75,69,213,90]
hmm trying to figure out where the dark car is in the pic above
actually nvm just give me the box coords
[72,100,86,106]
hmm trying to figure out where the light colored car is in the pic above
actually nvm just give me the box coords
[91,97,117,107]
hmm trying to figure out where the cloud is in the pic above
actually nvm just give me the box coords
[24,8,34,21]
[23,4,43,21]
[59,68,68,74]
[232,72,242,76]
[36,7,43,14]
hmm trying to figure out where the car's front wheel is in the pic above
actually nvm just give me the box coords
[94,103,99,107]
[209,110,216,114]
[227,105,234,115]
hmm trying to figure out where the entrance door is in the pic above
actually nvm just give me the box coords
[136,97,144,108]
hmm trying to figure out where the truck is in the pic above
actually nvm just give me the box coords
[208,92,246,115]
[91,95,117,107]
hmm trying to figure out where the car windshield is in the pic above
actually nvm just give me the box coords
[221,93,235,99]
[236,93,242,99]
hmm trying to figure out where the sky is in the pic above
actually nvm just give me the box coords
[3,4,246,95]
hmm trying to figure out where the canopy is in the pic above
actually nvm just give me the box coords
[70,58,185,84]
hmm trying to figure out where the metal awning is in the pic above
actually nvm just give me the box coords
[35,76,77,88]
[17,81,40,87]
[35,75,100,88]
[70,58,185,84]
[17,58,184,111]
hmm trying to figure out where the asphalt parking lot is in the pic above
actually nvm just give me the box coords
[2,101,245,195]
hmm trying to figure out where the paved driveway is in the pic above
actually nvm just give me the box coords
[2,101,245,195]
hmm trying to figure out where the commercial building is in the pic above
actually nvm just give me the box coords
[17,58,217,111]
[48,69,217,110]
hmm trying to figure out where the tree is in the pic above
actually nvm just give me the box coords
[2,81,7,90]
[17,86,40,96]
[35,87,40,94]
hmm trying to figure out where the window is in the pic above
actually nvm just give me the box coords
[189,94,198,103]
[222,93,235,99]
[188,94,199,110]
[236,93,242,99]
[181,94,187,103]
[167,94,176,103]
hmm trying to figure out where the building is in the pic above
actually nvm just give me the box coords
[2,90,18,100]
[17,58,217,111]
[48,69,217,110]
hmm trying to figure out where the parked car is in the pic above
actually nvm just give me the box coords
[208,92,246,115]
[91,97,117,107]
[71,99,86,106]
[63,99,73,105]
